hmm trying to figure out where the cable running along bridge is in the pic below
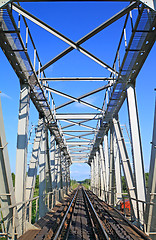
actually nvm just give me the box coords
[0,0,156,239]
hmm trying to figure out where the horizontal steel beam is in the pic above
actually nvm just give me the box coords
[10,0,131,2]
[62,119,96,130]
[56,113,102,120]
[72,161,87,164]
[56,83,113,110]
[44,85,102,111]
[40,77,113,81]
[70,154,89,157]
[67,141,92,146]
[37,1,138,73]
[13,3,117,75]
[63,130,97,132]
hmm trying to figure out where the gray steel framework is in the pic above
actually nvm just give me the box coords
[0,0,156,238]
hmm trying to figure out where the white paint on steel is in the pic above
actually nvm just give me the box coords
[15,84,30,233]
[127,84,146,224]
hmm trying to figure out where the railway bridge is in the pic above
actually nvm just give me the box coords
[0,0,156,239]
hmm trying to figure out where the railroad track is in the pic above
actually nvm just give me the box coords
[51,187,151,240]
[19,187,151,240]
[53,186,109,240]
[86,190,151,240]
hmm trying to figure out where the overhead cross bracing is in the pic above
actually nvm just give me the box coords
[2,0,155,167]
[1,1,152,165]
[1,0,156,238]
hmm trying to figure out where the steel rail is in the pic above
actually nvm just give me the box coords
[53,189,78,240]
[87,190,151,240]
[82,188,110,240]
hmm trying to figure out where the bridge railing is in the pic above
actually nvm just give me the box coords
[91,186,156,236]
[0,188,68,239]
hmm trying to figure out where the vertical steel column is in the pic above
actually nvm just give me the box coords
[45,128,52,194]
[59,150,63,199]
[93,156,96,194]
[109,126,115,206]
[68,161,71,191]
[45,128,52,209]
[26,118,43,200]
[61,153,66,196]
[98,154,102,198]
[90,161,93,191]
[15,83,30,233]
[50,133,55,190]
[64,157,69,194]
[99,143,107,201]
[54,144,59,201]
[95,151,99,196]
[0,97,21,236]
[146,100,156,235]
[39,118,46,218]
[56,144,61,201]
[114,135,122,204]
[98,150,102,199]
[113,116,137,220]
[66,160,70,192]
[127,84,146,223]
[104,133,109,202]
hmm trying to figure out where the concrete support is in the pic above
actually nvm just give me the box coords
[26,118,43,200]
[104,133,109,202]
[0,97,21,236]
[15,83,30,233]
[109,127,115,206]
[113,116,137,220]
[39,119,46,218]
[146,100,156,237]
[127,84,146,224]
[114,135,122,204]
[99,144,107,201]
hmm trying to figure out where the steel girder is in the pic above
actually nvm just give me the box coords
[0,97,21,236]
[15,84,30,233]
[88,6,156,163]
[0,2,156,235]
[146,100,156,236]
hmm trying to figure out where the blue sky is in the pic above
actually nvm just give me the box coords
[0,1,156,181]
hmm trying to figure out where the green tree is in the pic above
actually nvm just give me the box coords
[35,175,39,189]
[121,176,127,193]
[12,173,15,187]
[145,172,149,187]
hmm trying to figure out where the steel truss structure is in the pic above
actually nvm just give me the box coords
[0,0,156,239]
